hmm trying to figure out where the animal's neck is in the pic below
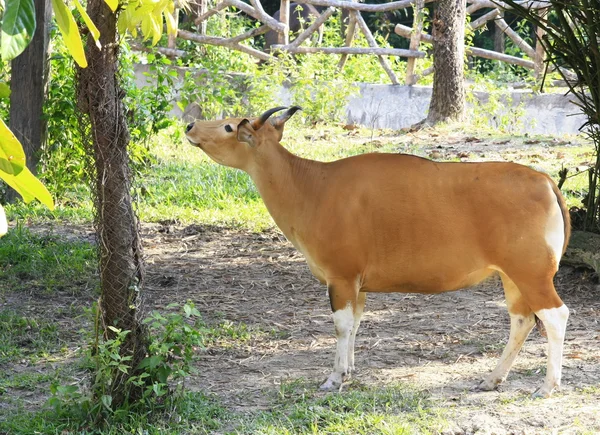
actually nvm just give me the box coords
[247,143,323,239]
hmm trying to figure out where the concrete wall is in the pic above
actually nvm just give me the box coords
[346,84,587,135]
[134,64,586,135]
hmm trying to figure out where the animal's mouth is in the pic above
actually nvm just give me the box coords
[186,137,201,147]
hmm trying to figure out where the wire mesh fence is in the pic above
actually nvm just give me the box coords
[76,19,149,404]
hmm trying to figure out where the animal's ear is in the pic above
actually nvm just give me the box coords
[271,106,302,131]
[237,119,257,147]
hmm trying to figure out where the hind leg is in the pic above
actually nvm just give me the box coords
[479,273,535,391]
[496,267,568,397]
[533,303,569,398]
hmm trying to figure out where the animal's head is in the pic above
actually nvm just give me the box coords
[185,106,301,169]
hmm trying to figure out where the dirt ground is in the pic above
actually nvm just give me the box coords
[141,223,600,435]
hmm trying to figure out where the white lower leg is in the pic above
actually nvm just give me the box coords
[347,292,366,373]
[321,305,354,390]
[480,312,535,390]
[534,304,569,398]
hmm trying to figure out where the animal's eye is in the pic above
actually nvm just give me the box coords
[224,125,233,133]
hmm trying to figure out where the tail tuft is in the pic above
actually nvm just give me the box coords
[535,315,547,338]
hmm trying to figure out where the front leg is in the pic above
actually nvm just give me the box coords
[320,279,360,391]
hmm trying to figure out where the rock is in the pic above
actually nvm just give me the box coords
[562,230,600,275]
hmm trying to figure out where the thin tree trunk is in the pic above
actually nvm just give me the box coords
[7,0,51,200]
[77,0,147,406]
[425,0,466,124]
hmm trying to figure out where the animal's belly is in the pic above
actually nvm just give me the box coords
[362,267,495,294]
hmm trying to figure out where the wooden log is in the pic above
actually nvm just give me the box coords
[353,11,400,84]
[337,3,357,70]
[405,0,424,85]
[468,46,534,69]
[394,24,535,69]
[494,18,536,59]
[298,0,436,13]
[534,8,548,79]
[494,10,505,54]
[177,29,273,61]
[195,0,230,25]
[394,23,432,42]
[230,24,270,44]
[196,0,285,32]
[288,6,336,49]
[230,0,287,32]
[467,0,551,14]
[277,0,290,44]
[199,0,208,34]
[469,8,500,31]
[271,45,425,57]
[168,8,179,52]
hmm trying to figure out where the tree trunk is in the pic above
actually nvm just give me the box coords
[77,0,147,406]
[7,0,51,200]
[425,0,466,125]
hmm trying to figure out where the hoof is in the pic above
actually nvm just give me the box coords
[320,379,340,391]
[477,378,500,392]
[531,385,554,399]
[320,373,344,391]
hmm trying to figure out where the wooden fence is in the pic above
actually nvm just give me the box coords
[142,0,569,85]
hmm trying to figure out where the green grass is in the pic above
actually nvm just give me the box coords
[234,380,446,435]
[0,379,446,435]
[0,225,97,293]
[0,310,61,364]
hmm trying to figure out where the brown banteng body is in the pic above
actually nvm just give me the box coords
[185,107,570,398]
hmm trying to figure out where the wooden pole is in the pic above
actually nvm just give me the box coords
[279,0,290,45]
[167,8,179,54]
[534,8,548,80]
[288,7,336,48]
[200,0,208,34]
[394,23,535,69]
[178,29,272,60]
[405,0,424,85]
[301,0,436,13]
[271,45,425,57]
[493,10,505,54]
[494,17,536,59]
[353,11,400,84]
[337,1,358,70]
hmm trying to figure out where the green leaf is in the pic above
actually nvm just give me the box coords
[0,165,55,210]
[0,0,36,61]
[73,0,101,49]
[51,0,87,68]
[101,394,112,411]
[0,82,11,99]
[0,118,26,175]
[138,355,162,370]
[104,0,118,12]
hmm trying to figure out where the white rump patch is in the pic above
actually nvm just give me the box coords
[545,181,565,268]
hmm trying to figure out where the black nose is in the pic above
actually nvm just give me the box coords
[186,122,194,133]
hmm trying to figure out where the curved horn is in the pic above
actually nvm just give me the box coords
[270,106,302,128]
[252,106,288,130]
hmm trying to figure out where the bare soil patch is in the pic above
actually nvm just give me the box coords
[143,224,600,434]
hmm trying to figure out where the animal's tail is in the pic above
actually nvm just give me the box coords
[549,178,571,255]
[535,315,547,337]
